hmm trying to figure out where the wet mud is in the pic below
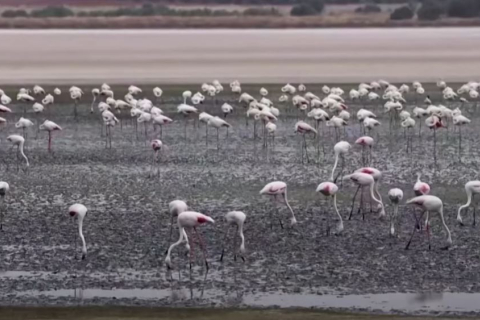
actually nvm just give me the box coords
[0,84,478,316]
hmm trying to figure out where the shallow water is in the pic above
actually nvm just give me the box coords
[0,28,479,84]
[0,83,479,316]
[9,286,480,314]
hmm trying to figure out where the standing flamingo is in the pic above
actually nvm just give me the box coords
[207,116,231,148]
[150,139,163,177]
[165,211,214,270]
[152,115,172,138]
[388,188,403,236]
[316,182,343,235]
[405,195,452,250]
[260,181,297,228]
[425,115,444,167]
[330,141,351,182]
[39,120,62,152]
[68,204,87,260]
[355,167,385,217]
[15,117,34,140]
[295,121,317,163]
[344,172,383,220]
[355,136,374,166]
[220,211,246,262]
[457,181,480,226]
[91,88,100,113]
[453,114,470,161]
[6,135,29,167]
[0,181,9,230]
[177,104,198,141]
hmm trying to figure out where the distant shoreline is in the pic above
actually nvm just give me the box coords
[1,16,480,29]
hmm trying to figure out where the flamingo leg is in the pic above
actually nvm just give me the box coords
[406,211,426,250]
[48,131,52,153]
[219,225,231,262]
[193,227,209,270]
[348,185,361,220]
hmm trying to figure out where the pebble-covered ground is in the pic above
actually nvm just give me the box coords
[0,83,479,316]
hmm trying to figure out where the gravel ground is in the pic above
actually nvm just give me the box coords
[0,83,479,316]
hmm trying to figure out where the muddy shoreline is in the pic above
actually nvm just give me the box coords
[0,83,478,316]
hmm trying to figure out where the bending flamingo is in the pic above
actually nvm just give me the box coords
[220,211,246,262]
[260,181,297,228]
[316,182,343,235]
[165,211,214,270]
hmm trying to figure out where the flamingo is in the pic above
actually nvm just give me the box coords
[42,94,53,106]
[150,139,162,177]
[33,85,45,95]
[265,121,277,148]
[0,182,9,230]
[167,200,188,243]
[457,181,480,226]
[70,88,82,119]
[220,211,246,262]
[1,94,11,105]
[177,104,198,141]
[207,116,231,148]
[401,117,416,153]
[137,112,152,142]
[425,115,444,166]
[199,112,214,145]
[15,117,34,140]
[414,174,430,196]
[165,211,214,270]
[388,188,403,236]
[453,114,470,160]
[294,121,317,163]
[152,115,172,138]
[221,103,233,118]
[128,85,142,96]
[39,120,62,152]
[102,110,119,149]
[182,91,192,104]
[326,116,347,142]
[17,92,35,115]
[330,141,351,182]
[6,135,29,167]
[53,88,61,95]
[153,87,163,103]
[68,204,87,260]
[355,136,374,166]
[316,182,343,235]
[405,195,452,250]
[260,181,297,228]
[344,172,383,221]
[354,167,386,217]
[33,103,44,114]
[91,88,100,113]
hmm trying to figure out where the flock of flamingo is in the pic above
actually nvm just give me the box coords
[0,79,478,270]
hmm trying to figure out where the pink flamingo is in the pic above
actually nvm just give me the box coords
[165,211,214,270]
[344,172,384,221]
[220,211,246,262]
[68,204,88,260]
[39,120,62,152]
[413,173,431,229]
[316,182,343,235]
[260,181,297,229]
[150,139,162,177]
[405,195,452,250]
[457,181,480,226]
[355,136,374,166]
